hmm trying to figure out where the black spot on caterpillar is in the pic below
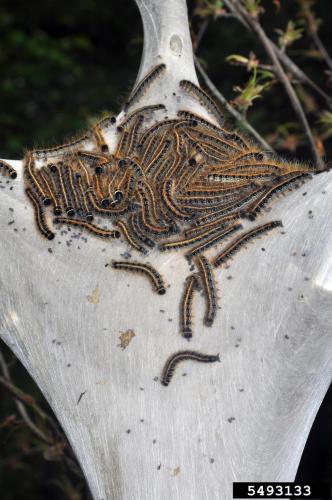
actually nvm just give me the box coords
[180,274,199,339]
[0,160,17,179]
[54,217,121,239]
[161,350,220,386]
[87,190,130,216]
[125,64,166,110]
[195,255,217,327]
[213,220,283,267]
[111,260,166,295]
[25,188,55,240]
[180,80,224,126]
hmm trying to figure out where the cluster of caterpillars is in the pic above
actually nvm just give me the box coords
[22,63,318,386]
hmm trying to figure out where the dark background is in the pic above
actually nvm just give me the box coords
[0,0,331,498]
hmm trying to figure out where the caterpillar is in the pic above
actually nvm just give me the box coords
[25,188,55,240]
[111,260,166,295]
[130,213,156,248]
[195,255,218,327]
[187,222,243,259]
[177,109,249,149]
[180,274,199,339]
[54,217,121,239]
[75,174,94,222]
[180,80,224,126]
[158,223,231,252]
[32,132,92,160]
[213,220,283,267]
[93,127,109,153]
[24,155,52,206]
[125,115,145,155]
[38,169,60,212]
[125,64,166,110]
[114,219,147,254]
[245,173,312,219]
[119,104,165,130]
[161,350,220,386]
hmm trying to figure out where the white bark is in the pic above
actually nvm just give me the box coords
[1,1,332,499]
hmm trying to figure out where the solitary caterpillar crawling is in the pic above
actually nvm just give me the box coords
[22,63,321,385]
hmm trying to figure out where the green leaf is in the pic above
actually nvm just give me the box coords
[226,54,250,65]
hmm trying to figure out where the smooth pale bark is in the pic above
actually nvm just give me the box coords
[0,1,331,499]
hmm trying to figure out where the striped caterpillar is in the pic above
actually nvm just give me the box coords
[161,350,220,386]
[111,260,166,295]
[20,75,321,387]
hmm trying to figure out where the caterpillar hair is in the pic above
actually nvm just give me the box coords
[25,188,55,240]
[111,260,166,295]
[195,255,217,327]
[54,217,121,239]
[213,220,283,268]
[180,274,199,339]
[179,80,224,125]
[187,222,243,259]
[161,350,220,386]
[125,64,166,110]
[114,219,147,254]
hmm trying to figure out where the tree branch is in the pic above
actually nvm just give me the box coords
[231,0,324,169]
[194,56,274,152]
[311,30,332,71]
[222,0,332,108]
[0,347,51,443]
